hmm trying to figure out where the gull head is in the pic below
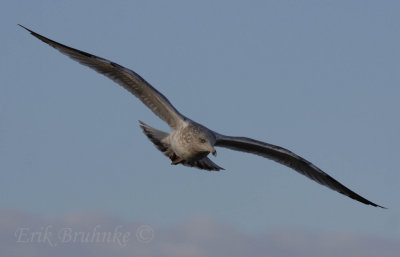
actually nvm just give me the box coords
[198,136,217,156]
[183,122,217,158]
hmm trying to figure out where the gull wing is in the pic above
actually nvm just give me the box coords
[215,134,385,208]
[19,25,186,130]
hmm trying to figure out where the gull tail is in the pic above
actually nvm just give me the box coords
[139,121,170,154]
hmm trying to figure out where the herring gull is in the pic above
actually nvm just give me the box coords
[19,25,385,208]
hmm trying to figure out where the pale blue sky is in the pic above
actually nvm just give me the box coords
[1,0,399,254]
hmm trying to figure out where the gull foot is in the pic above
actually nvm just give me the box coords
[169,153,183,165]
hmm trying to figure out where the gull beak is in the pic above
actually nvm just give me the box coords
[211,149,217,157]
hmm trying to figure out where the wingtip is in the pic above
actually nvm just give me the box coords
[18,25,46,41]
[368,201,386,209]
[18,24,32,32]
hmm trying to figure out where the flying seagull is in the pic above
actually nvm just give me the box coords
[19,25,385,208]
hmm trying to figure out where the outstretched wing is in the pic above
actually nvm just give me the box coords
[19,25,186,130]
[215,134,385,208]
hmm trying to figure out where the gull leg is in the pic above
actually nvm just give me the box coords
[169,153,183,165]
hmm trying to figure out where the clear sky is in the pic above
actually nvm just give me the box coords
[1,0,399,256]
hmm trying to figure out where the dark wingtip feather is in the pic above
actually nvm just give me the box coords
[18,24,39,37]
[18,24,31,32]
[374,204,387,209]
[370,203,387,209]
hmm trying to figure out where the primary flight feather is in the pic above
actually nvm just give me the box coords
[19,25,385,208]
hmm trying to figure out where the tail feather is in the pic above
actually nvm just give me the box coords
[139,121,170,153]
[181,158,224,171]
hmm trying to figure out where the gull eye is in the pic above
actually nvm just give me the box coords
[199,138,206,144]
